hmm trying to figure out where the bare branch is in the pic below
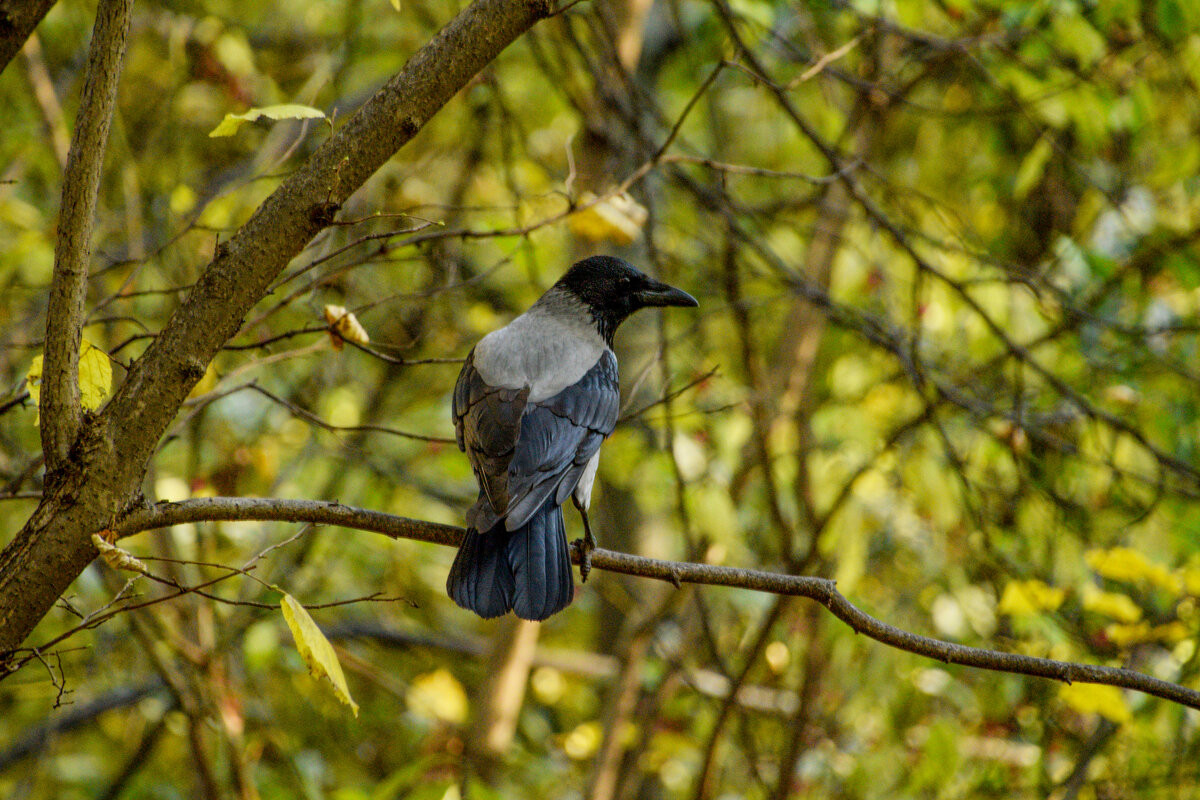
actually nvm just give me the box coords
[40,0,132,470]
[105,496,1200,711]
[247,383,455,444]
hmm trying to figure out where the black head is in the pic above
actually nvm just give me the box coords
[555,256,698,344]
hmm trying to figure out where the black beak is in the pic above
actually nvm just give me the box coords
[636,280,698,309]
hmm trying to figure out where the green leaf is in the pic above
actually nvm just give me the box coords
[1050,13,1106,68]
[1156,0,1185,40]
[280,592,359,716]
[209,104,327,138]
[1166,251,1200,288]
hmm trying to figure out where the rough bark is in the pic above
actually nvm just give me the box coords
[42,0,132,471]
[0,0,554,656]
[0,0,56,75]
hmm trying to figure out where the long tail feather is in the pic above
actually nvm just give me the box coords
[507,498,574,621]
[447,524,515,618]
[448,496,574,621]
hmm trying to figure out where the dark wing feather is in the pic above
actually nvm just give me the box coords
[503,350,619,529]
[453,348,529,517]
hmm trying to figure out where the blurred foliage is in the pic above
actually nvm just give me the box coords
[3,0,1200,797]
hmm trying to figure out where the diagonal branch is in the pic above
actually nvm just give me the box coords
[0,0,57,75]
[0,0,554,657]
[104,496,1200,712]
[40,0,132,470]
[98,0,554,469]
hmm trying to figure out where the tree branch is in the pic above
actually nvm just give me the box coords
[40,0,132,470]
[0,0,554,656]
[0,0,56,76]
[97,0,554,467]
[107,496,1200,712]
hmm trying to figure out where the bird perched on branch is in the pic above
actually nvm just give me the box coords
[448,256,698,620]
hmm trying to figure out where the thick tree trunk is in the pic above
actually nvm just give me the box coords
[0,0,554,658]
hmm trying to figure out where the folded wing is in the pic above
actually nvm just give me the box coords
[454,349,620,531]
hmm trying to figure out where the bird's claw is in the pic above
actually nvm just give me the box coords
[573,537,595,583]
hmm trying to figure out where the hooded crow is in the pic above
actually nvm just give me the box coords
[448,255,698,620]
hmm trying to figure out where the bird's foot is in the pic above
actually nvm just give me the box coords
[573,537,596,583]
[574,504,598,583]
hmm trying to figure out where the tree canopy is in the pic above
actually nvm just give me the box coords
[3,0,1200,797]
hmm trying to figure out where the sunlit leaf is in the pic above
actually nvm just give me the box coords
[1151,620,1190,643]
[531,666,566,704]
[280,593,359,717]
[765,641,790,673]
[209,104,327,138]
[1050,13,1106,68]
[26,356,41,410]
[25,339,113,425]
[561,721,602,760]
[1181,565,1200,596]
[1012,136,1052,200]
[567,192,647,245]
[79,341,113,411]
[997,579,1066,616]
[1104,620,1187,647]
[406,668,467,724]
[1103,621,1152,647]
[1082,585,1143,623]
[188,364,219,399]
[1086,547,1182,594]
[1060,683,1131,723]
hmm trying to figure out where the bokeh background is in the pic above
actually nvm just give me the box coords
[3,0,1200,797]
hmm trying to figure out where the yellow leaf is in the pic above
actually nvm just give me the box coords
[209,104,326,138]
[1086,547,1182,594]
[323,305,370,351]
[1013,135,1052,200]
[1060,683,1131,724]
[188,364,219,399]
[79,340,112,411]
[25,354,42,409]
[1103,621,1152,647]
[25,339,113,425]
[567,191,647,245]
[1152,620,1190,643]
[1082,585,1143,623]
[280,593,359,717]
[561,721,603,760]
[407,668,468,724]
[1181,564,1200,596]
[997,579,1066,616]
[764,641,790,673]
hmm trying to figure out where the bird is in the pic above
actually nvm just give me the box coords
[447,255,698,621]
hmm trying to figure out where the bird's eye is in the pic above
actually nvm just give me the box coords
[617,276,632,288]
